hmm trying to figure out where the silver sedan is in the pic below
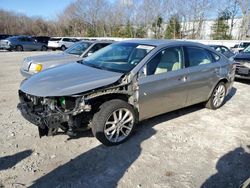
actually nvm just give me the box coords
[18,40,235,146]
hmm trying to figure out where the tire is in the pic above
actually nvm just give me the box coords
[205,82,226,110]
[61,45,66,51]
[91,99,136,146]
[16,45,23,51]
[41,45,48,51]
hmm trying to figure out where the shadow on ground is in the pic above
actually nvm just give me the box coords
[224,87,237,102]
[30,104,204,188]
[201,146,250,188]
[0,150,32,171]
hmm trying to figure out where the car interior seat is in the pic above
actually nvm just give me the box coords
[154,50,181,74]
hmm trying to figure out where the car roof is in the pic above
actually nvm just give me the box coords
[79,40,114,44]
[118,39,207,47]
[209,44,228,48]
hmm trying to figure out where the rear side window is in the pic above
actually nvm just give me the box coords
[211,52,220,61]
[186,47,213,67]
[50,38,61,41]
[19,37,26,42]
[63,38,71,42]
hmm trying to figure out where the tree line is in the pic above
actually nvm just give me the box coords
[0,0,249,39]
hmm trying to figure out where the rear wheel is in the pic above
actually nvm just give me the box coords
[61,45,66,51]
[206,82,226,109]
[41,45,47,51]
[16,45,23,51]
[91,99,136,146]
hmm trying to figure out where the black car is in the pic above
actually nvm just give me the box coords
[33,36,50,45]
[0,34,13,41]
[209,45,235,58]
[234,46,250,80]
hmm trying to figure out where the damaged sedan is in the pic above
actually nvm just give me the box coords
[17,40,235,146]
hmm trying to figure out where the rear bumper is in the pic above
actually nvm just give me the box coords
[235,65,250,80]
[235,74,250,80]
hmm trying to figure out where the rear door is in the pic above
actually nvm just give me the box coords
[138,46,189,120]
[18,37,30,50]
[184,46,221,106]
[28,38,40,50]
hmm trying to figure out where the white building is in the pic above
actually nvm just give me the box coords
[182,18,243,40]
[147,17,247,40]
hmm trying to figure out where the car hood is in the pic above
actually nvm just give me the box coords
[234,53,250,61]
[20,63,123,97]
[27,52,78,63]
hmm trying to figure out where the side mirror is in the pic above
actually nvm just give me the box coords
[139,66,147,77]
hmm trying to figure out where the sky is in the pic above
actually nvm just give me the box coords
[0,0,76,20]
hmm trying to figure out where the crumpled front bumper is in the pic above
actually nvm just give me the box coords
[17,102,65,129]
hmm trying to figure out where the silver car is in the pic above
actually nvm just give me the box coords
[20,40,113,77]
[17,40,235,146]
[0,35,48,51]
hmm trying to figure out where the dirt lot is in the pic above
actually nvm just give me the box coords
[0,51,249,188]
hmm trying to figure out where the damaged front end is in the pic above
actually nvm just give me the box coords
[17,90,91,137]
[17,73,138,138]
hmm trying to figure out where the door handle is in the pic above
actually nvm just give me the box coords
[214,68,220,73]
[178,76,187,82]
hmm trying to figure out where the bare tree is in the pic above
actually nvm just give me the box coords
[237,0,250,39]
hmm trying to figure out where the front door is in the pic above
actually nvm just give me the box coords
[138,46,189,120]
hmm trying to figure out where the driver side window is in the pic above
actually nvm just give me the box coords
[146,47,184,76]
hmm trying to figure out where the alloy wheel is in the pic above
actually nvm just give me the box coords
[104,108,134,143]
[213,84,226,107]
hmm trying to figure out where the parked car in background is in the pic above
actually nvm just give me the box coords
[234,45,250,80]
[0,34,13,40]
[48,37,79,51]
[0,36,48,51]
[17,40,235,146]
[209,45,235,58]
[33,36,50,45]
[20,40,113,77]
[231,42,250,53]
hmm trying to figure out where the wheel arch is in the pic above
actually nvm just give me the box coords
[207,77,229,100]
[87,93,139,123]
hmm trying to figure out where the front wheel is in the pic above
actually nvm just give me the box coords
[91,99,136,146]
[16,45,23,51]
[206,82,226,110]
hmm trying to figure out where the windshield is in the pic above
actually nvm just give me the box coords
[239,42,250,48]
[65,41,91,55]
[243,46,250,53]
[50,38,61,41]
[81,43,155,73]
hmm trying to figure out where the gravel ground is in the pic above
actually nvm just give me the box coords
[0,51,249,188]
